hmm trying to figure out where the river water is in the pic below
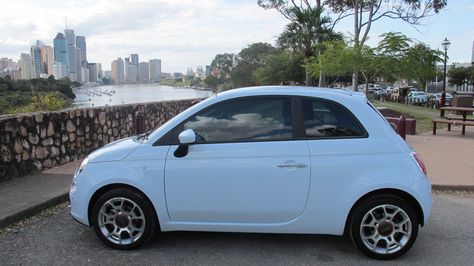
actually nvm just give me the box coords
[73,84,213,108]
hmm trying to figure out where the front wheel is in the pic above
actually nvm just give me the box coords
[349,194,419,260]
[91,188,157,249]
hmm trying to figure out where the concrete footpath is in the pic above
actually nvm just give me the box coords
[0,127,473,228]
[0,160,81,228]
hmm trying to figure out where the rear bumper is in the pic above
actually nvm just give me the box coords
[411,177,432,226]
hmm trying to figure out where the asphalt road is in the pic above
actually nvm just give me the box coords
[1,191,473,266]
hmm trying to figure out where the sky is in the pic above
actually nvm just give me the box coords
[0,0,473,73]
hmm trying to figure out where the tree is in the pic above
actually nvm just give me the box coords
[448,66,473,87]
[259,0,340,86]
[231,43,278,87]
[210,53,236,80]
[402,43,441,90]
[256,51,305,85]
[325,0,447,90]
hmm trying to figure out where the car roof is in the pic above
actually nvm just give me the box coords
[215,86,367,102]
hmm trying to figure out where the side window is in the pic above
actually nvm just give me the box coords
[302,98,366,138]
[183,97,293,143]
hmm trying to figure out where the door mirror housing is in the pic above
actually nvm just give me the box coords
[178,129,196,145]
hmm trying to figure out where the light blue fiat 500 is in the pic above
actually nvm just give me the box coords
[70,86,431,260]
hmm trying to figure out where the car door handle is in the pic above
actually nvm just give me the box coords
[277,161,307,168]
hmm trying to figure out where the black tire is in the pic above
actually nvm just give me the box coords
[91,188,158,250]
[349,194,419,260]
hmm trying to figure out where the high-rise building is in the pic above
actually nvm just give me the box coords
[81,67,89,83]
[126,64,138,83]
[75,36,87,67]
[52,62,64,79]
[75,48,82,81]
[205,65,211,77]
[196,66,204,79]
[149,59,161,82]
[111,57,125,84]
[19,53,34,79]
[40,46,54,76]
[0,58,15,70]
[64,29,77,81]
[139,62,149,82]
[130,54,139,66]
[87,63,99,82]
[30,43,42,78]
[53,32,69,76]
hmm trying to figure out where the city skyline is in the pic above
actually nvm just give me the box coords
[0,0,474,74]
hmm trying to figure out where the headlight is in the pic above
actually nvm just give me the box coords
[75,157,89,176]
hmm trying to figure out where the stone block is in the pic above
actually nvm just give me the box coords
[67,120,76,132]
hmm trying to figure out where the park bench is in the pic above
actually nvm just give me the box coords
[432,118,474,135]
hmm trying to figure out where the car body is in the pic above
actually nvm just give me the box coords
[407,91,429,105]
[427,93,453,107]
[70,86,431,260]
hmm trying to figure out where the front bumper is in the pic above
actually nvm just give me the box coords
[69,173,91,226]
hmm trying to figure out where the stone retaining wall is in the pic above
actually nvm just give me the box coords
[0,98,202,181]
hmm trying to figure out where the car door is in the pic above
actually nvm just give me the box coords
[163,96,311,224]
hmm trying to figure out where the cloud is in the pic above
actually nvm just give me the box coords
[0,0,287,72]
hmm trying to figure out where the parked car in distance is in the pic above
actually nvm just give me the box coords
[407,91,429,105]
[427,93,453,108]
[390,86,417,103]
[70,86,431,260]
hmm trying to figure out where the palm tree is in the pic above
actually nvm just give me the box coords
[276,5,341,86]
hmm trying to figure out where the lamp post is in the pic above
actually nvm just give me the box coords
[440,37,450,117]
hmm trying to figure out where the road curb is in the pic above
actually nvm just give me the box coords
[0,193,69,229]
[432,184,474,192]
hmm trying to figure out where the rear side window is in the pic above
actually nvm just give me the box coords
[302,98,366,138]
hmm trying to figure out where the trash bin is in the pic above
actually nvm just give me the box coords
[452,94,473,115]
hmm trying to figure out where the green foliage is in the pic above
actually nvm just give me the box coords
[231,42,279,87]
[256,51,305,85]
[8,92,72,114]
[307,32,440,90]
[0,77,75,115]
[402,43,441,90]
[448,66,474,86]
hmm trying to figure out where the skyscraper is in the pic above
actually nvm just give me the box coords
[149,59,161,82]
[53,32,69,76]
[139,62,149,82]
[76,36,87,67]
[30,43,42,78]
[19,53,34,79]
[111,58,125,84]
[64,29,77,81]
[75,47,82,81]
[40,46,54,76]
[88,63,99,82]
[130,54,139,66]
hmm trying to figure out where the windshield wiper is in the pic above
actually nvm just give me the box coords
[136,130,152,142]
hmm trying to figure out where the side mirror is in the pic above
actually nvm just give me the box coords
[178,129,196,145]
[174,129,196,158]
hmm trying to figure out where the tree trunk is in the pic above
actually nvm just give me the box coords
[318,71,325,87]
[306,70,313,86]
[352,72,359,91]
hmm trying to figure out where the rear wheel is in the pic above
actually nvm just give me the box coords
[349,194,419,260]
[91,188,157,249]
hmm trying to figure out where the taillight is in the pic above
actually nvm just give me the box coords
[411,152,427,176]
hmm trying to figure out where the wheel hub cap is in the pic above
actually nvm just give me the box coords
[115,212,130,228]
[377,220,394,236]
